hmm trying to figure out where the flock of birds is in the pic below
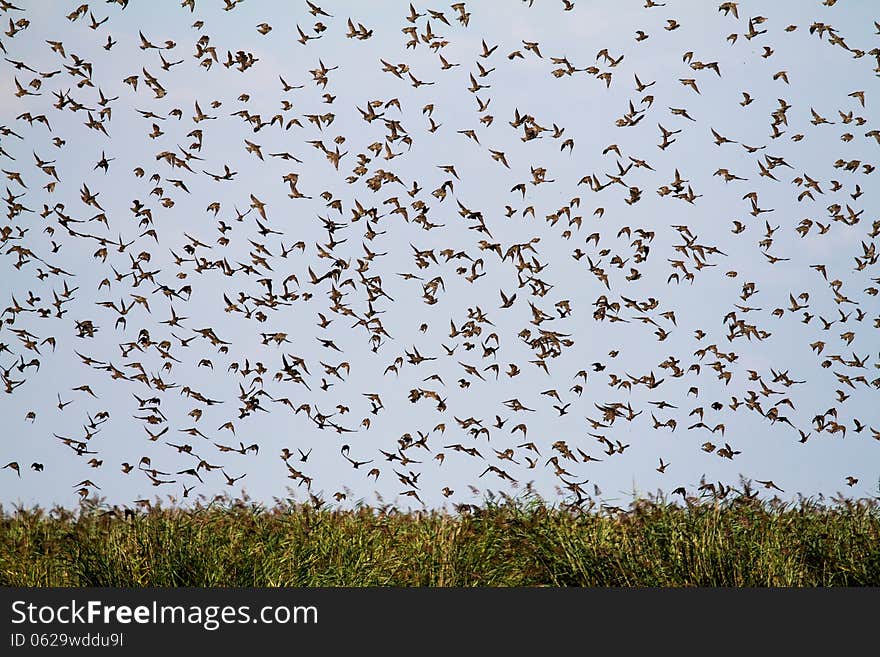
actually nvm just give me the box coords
[0,0,878,513]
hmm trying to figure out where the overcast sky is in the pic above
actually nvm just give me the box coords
[0,0,878,512]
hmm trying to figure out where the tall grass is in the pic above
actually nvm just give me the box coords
[1,492,878,586]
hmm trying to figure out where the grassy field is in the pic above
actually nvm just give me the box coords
[2,491,879,586]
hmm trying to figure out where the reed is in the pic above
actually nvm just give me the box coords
[2,493,878,587]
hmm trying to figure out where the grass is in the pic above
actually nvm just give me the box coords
[1,490,878,586]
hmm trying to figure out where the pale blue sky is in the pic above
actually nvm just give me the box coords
[0,0,878,511]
